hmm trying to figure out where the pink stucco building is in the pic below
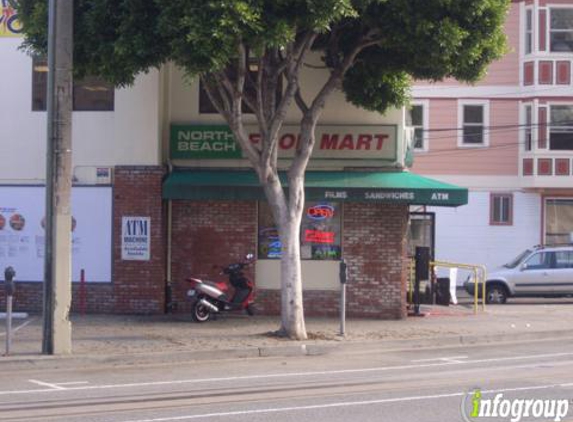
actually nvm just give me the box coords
[410,0,573,276]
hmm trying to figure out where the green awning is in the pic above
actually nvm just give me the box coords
[163,170,468,207]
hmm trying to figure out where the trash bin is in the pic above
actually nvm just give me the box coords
[436,277,450,306]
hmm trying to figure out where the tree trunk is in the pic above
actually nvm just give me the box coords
[260,171,307,340]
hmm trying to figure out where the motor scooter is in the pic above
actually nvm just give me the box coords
[186,253,256,322]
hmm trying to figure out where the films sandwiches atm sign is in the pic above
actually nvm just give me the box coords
[121,217,150,261]
[171,124,397,161]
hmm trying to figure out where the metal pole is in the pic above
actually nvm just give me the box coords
[5,296,12,356]
[43,0,73,355]
[339,283,346,336]
[4,266,15,356]
[339,259,347,336]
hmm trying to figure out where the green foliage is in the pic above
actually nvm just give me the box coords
[18,0,509,111]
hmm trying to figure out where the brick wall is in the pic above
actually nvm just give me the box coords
[170,201,257,312]
[343,203,409,319]
[112,166,165,314]
[0,166,166,315]
[170,200,408,319]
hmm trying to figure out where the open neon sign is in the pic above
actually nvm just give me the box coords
[307,204,334,220]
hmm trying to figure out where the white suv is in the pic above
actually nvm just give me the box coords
[465,245,573,304]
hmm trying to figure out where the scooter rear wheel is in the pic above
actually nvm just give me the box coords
[192,300,211,322]
[246,304,255,316]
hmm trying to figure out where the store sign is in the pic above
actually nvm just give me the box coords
[304,229,335,244]
[0,186,112,282]
[307,204,334,220]
[1,1,22,37]
[171,124,397,161]
[319,189,462,205]
[121,217,150,261]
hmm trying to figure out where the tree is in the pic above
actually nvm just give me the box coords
[19,0,509,340]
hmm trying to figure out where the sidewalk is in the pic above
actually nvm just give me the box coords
[2,298,573,369]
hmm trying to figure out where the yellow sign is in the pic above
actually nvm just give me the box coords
[1,1,22,37]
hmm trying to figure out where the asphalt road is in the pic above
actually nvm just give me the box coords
[1,338,573,422]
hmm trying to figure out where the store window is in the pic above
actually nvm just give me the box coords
[490,194,513,226]
[458,101,489,147]
[406,102,428,151]
[545,199,573,245]
[258,201,342,260]
[550,8,573,52]
[32,57,114,111]
[549,105,573,150]
[525,9,533,54]
[524,105,533,151]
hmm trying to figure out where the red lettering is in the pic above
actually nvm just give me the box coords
[249,133,261,144]
[356,134,372,150]
[320,134,339,150]
[338,134,355,150]
[304,230,335,244]
[279,134,296,149]
[374,134,388,150]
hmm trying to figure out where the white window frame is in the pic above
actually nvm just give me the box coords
[457,100,490,148]
[548,103,573,151]
[408,100,429,152]
[522,103,533,151]
[549,7,573,53]
[525,8,533,55]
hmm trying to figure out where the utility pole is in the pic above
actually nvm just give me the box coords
[43,0,73,355]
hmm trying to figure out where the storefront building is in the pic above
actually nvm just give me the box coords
[410,0,573,277]
[0,10,467,317]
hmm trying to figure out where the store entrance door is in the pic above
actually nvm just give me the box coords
[408,212,435,305]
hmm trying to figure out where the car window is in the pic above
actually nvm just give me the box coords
[555,251,573,268]
[523,252,554,270]
[504,249,532,268]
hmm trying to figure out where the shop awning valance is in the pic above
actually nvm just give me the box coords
[163,170,468,207]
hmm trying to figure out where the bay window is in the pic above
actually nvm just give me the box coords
[550,9,573,52]
[549,105,573,150]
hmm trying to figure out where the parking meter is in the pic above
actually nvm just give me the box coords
[4,266,15,296]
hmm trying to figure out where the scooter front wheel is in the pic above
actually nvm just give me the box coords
[191,300,211,322]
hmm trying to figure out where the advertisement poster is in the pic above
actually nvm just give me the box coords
[121,217,150,261]
[0,1,22,37]
[0,186,112,282]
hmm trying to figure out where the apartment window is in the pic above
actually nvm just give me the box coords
[525,9,533,54]
[524,104,532,151]
[549,105,573,150]
[550,8,573,52]
[406,102,428,151]
[490,194,513,226]
[32,57,114,111]
[546,199,573,245]
[459,101,489,147]
[258,201,342,260]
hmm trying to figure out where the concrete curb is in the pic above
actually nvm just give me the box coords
[2,328,573,372]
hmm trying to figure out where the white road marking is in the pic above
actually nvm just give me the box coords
[1,351,572,396]
[120,383,573,422]
[0,318,36,337]
[28,379,67,390]
[411,355,469,363]
[56,382,90,386]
